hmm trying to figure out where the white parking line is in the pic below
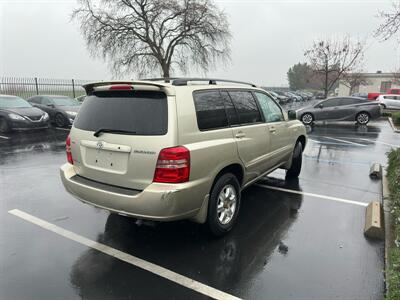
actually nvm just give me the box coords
[321,136,367,147]
[256,184,368,207]
[8,209,241,300]
[0,135,10,139]
[336,137,399,148]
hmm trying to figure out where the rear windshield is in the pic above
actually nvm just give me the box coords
[73,90,168,135]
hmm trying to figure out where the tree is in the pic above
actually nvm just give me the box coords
[304,37,365,98]
[287,63,313,90]
[375,1,400,42]
[73,0,231,78]
[341,72,370,95]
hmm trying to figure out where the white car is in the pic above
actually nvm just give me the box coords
[377,94,400,110]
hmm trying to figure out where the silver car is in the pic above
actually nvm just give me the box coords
[295,97,381,125]
[377,94,400,110]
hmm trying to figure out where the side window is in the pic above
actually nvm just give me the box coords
[322,98,341,107]
[220,91,239,126]
[42,97,52,105]
[228,91,262,124]
[254,92,284,122]
[193,90,228,130]
[340,98,362,105]
[28,97,39,104]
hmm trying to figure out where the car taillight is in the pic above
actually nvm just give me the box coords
[66,135,73,164]
[109,85,133,90]
[153,146,190,183]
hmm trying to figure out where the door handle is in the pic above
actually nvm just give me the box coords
[235,132,246,139]
[269,126,276,133]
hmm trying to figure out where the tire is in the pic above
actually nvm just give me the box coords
[286,142,303,179]
[207,173,241,236]
[301,113,314,125]
[380,104,386,109]
[356,112,370,125]
[55,113,67,127]
[0,118,10,133]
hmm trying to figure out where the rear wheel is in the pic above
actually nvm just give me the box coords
[301,113,314,125]
[207,173,241,236]
[0,118,10,133]
[356,112,370,125]
[286,142,303,179]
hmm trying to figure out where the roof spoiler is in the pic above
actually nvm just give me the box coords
[82,80,169,95]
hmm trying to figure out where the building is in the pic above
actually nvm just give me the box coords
[338,72,400,96]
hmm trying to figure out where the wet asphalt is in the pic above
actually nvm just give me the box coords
[1,101,398,300]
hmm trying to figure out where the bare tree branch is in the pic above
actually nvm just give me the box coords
[72,0,231,78]
[304,36,365,98]
[375,1,400,42]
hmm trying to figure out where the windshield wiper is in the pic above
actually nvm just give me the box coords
[93,128,137,137]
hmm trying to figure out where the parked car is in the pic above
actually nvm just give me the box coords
[265,90,288,105]
[315,92,325,99]
[286,91,302,102]
[60,79,307,236]
[351,92,368,99]
[295,96,381,125]
[27,95,81,127]
[377,94,400,110]
[273,91,291,104]
[0,94,50,133]
[367,92,380,100]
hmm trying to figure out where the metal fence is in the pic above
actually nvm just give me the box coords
[0,77,92,99]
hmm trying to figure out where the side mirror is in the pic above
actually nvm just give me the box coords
[287,110,297,120]
[318,103,324,109]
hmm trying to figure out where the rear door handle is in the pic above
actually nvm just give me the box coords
[235,132,246,138]
[269,126,276,133]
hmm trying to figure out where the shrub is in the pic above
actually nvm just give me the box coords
[392,112,400,125]
[386,149,400,300]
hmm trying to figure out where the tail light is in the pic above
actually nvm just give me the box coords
[66,135,73,164]
[109,85,133,90]
[153,146,190,183]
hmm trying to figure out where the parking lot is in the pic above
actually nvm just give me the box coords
[0,106,397,300]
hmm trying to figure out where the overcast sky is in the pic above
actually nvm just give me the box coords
[0,0,399,86]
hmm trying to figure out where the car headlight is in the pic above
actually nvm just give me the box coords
[43,112,49,120]
[8,113,25,121]
[66,111,77,117]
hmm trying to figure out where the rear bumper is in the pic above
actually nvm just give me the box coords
[60,163,208,221]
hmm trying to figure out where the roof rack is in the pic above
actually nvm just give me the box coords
[143,77,257,87]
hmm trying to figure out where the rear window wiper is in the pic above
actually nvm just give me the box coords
[93,128,137,137]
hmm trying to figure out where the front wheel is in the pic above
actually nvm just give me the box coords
[207,173,241,236]
[286,142,303,179]
[301,113,314,125]
[55,113,67,127]
[356,112,370,125]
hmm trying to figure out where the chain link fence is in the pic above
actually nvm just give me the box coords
[0,77,93,99]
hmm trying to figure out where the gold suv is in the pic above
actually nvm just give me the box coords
[60,78,307,236]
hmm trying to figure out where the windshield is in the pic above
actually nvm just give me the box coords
[51,96,80,106]
[0,96,32,108]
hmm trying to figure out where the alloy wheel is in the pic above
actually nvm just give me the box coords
[217,184,237,225]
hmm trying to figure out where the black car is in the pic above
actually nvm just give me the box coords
[27,95,81,127]
[0,95,50,133]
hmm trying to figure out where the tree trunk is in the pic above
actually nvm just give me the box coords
[324,64,329,98]
[161,62,170,78]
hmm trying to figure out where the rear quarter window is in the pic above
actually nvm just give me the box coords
[73,90,168,135]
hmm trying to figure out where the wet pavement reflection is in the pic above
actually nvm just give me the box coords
[1,118,397,299]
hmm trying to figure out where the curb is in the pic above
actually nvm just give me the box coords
[382,174,392,293]
[388,117,400,133]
